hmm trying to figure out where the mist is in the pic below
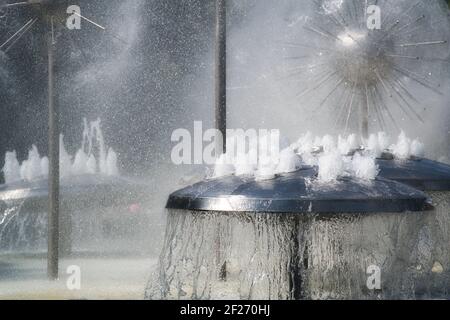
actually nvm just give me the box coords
[221,0,450,160]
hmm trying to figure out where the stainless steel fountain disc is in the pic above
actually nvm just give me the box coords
[166,168,429,214]
[378,158,450,191]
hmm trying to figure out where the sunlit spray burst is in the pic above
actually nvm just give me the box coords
[284,0,450,137]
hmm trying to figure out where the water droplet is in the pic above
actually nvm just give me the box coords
[431,261,443,274]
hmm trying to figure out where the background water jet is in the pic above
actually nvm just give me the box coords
[0,120,155,257]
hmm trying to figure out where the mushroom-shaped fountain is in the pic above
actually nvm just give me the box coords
[146,167,430,299]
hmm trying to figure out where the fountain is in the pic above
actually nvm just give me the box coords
[147,168,432,300]
[0,119,153,255]
[146,0,450,300]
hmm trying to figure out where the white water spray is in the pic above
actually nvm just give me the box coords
[2,118,119,184]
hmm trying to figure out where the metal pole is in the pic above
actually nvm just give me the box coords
[360,107,369,139]
[215,0,226,154]
[360,87,369,139]
[215,0,227,281]
[47,15,60,280]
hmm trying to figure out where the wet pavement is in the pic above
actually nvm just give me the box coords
[0,254,156,300]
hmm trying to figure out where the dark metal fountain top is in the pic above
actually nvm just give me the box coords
[166,168,430,214]
[377,157,450,191]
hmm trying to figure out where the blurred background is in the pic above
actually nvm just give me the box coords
[0,0,215,179]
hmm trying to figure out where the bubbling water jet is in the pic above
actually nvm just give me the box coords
[1,118,119,184]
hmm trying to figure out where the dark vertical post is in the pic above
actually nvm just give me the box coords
[360,106,369,140]
[215,0,227,281]
[215,0,226,153]
[47,15,60,280]
[290,217,304,299]
[360,86,369,139]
